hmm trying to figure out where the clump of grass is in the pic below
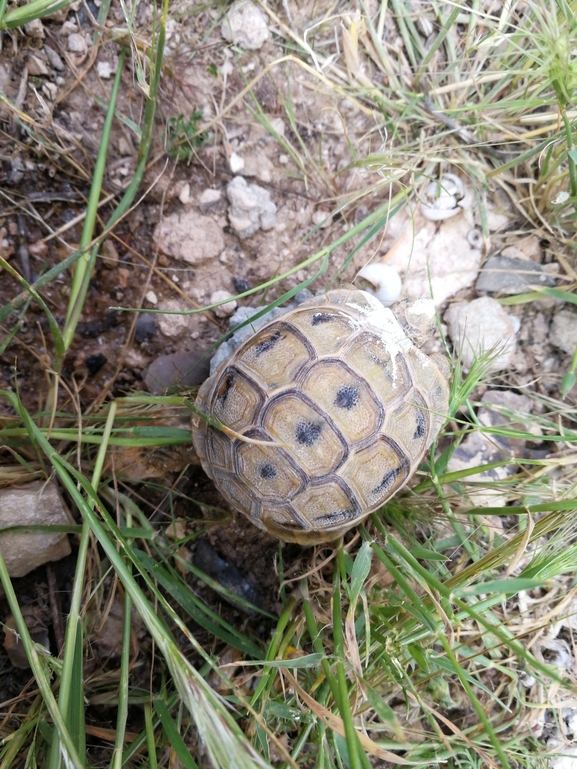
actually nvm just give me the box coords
[166,110,208,161]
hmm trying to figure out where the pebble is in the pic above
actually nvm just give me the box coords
[153,211,224,265]
[229,152,245,173]
[145,290,158,304]
[156,299,193,338]
[476,255,556,295]
[134,312,158,343]
[550,309,577,356]
[444,296,520,372]
[221,0,270,50]
[144,351,211,393]
[24,18,45,38]
[226,176,277,239]
[67,33,86,53]
[97,60,112,79]
[199,188,222,212]
[27,54,49,76]
[210,289,238,318]
[0,481,71,577]
[44,45,65,70]
[177,182,191,204]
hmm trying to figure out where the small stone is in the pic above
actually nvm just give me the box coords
[27,54,49,76]
[156,299,193,338]
[0,481,71,578]
[476,255,556,295]
[227,176,277,239]
[210,289,237,318]
[221,0,270,50]
[279,154,289,164]
[44,45,65,71]
[444,297,519,372]
[145,290,158,304]
[96,60,112,78]
[153,211,225,265]
[144,351,211,393]
[60,20,78,34]
[67,33,86,53]
[312,209,332,228]
[229,152,245,173]
[24,18,45,38]
[134,313,158,343]
[42,82,57,100]
[178,183,191,205]
[100,239,119,267]
[550,309,577,356]
[199,188,222,211]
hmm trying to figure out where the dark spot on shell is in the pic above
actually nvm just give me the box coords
[317,509,355,525]
[259,463,277,479]
[373,466,400,496]
[295,421,322,446]
[255,331,282,356]
[413,412,427,440]
[312,312,333,325]
[334,384,359,410]
[218,373,235,403]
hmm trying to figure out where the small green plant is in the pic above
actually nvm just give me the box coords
[166,111,207,161]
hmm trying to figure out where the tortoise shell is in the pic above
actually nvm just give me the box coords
[192,288,449,545]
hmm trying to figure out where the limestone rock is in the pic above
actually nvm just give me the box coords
[153,211,224,265]
[221,0,270,50]
[226,176,277,239]
[0,481,71,577]
[444,297,519,372]
[550,309,577,356]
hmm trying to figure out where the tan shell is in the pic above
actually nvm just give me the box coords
[192,288,449,545]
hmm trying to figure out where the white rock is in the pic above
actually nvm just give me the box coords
[24,18,45,39]
[153,211,224,265]
[226,176,277,239]
[444,297,519,372]
[44,45,64,71]
[199,188,222,211]
[0,481,71,577]
[157,299,194,338]
[356,263,402,306]
[178,183,191,205]
[97,60,112,78]
[221,0,270,50]
[145,290,158,304]
[549,745,577,769]
[312,210,332,228]
[384,211,482,306]
[67,33,86,53]
[210,290,238,318]
[550,309,577,356]
[27,55,49,76]
[229,152,245,173]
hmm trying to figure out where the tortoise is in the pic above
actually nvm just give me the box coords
[192,287,450,545]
